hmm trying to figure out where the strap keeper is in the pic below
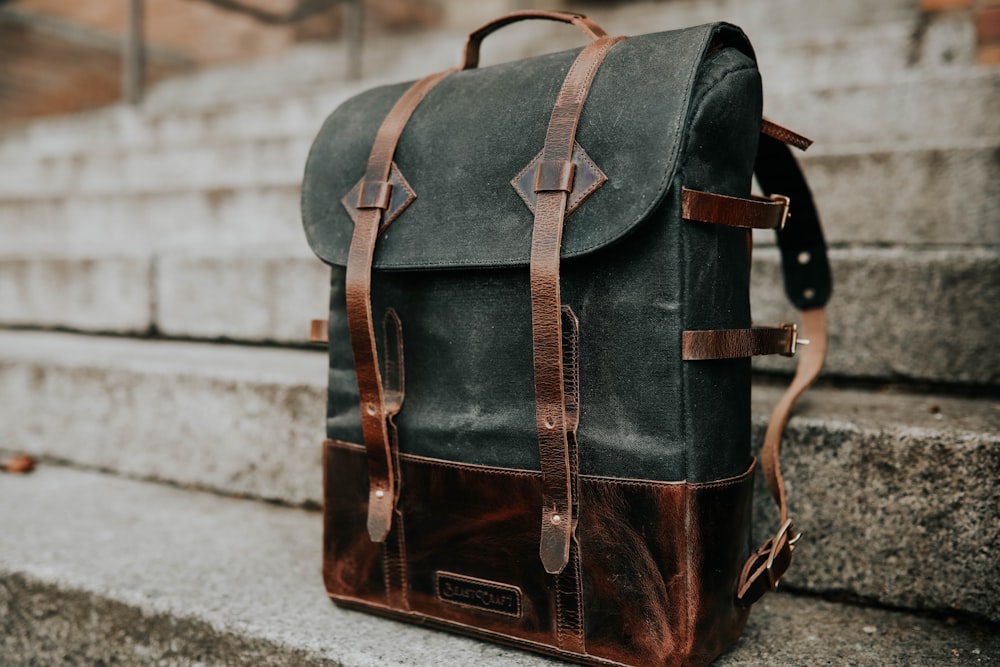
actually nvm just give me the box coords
[534,160,576,193]
[357,181,393,210]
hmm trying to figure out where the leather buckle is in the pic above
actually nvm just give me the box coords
[769,193,790,230]
[779,322,810,357]
[765,519,802,591]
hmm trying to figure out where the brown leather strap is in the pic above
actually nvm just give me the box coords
[462,10,607,70]
[761,117,813,151]
[529,34,624,575]
[345,67,455,543]
[309,319,328,344]
[737,307,827,606]
[682,187,790,230]
[681,323,801,360]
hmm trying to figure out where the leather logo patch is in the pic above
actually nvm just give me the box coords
[435,571,522,618]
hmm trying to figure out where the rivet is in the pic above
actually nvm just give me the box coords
[803,288,816,300]
[374,489,385,499]
[797,251,811,265]
[551,514,562,525]
[366,403,377,416]
[544,417,555,429]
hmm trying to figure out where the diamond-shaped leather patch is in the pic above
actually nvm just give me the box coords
[512,141,607,216]
[341,162,417,233]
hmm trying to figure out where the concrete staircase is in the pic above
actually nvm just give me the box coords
[2,0,998,664]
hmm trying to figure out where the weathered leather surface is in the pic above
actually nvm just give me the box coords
[323,440,754,666]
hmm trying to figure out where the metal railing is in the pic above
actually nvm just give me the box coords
[122,0,364,104]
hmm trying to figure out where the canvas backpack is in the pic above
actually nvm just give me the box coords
[301,10,831,666]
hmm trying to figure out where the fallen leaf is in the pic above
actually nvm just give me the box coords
[2,454,37,474]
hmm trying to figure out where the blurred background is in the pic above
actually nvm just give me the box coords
[0,0,998,664]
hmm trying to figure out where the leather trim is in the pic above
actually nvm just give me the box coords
[681,325,795,360]
[462,10,608,70]
[323,439,755,667]
[341,161,417,234]
[528,34,626,576]
[343,68,455,543]
[681,187,789,230]
[512,141,608,217]
[760,117,813,151]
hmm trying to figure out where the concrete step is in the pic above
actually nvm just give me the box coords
[2,465,997,666]
[135,9,974,115]
[0,25,992,163]
[0,254,152,334]
[3,247,993,384]
[0,185,305,255]
[2,140,996,250]
[751,247,1000,386]
[0,330,997,620]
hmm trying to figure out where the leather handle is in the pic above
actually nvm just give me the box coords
[461,10,608,70]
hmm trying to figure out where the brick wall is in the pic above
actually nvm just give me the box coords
[921,0,1000,63]
[0,0,444,124]
[0,21,185,124]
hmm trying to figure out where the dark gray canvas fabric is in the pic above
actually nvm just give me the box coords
[304,24,762,483]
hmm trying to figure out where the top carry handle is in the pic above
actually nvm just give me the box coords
[461,10,608,69]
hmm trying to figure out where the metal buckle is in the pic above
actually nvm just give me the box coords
[779,322,811,357]
[770,193,791,230]
[764,519,802,591]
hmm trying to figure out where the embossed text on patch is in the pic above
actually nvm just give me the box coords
[435,571,522,618]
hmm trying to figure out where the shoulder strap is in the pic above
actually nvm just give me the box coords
[736,127,832,606]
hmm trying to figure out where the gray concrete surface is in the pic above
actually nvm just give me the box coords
[0,25,991,163]
[3,141,996,250]
[798,143,1000,247]
[155,248,330,343]
[8,246,994,384]
[1,331,997,619]
[0,255,152,333]
[0,331,327,506]
[2,465,997,666]
[751,247,1000,386]
[0,185,305,254]
[751,384,1000,622]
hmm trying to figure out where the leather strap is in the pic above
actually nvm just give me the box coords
[737,308,826,606]
[462,10,607,70]
[682,324,799,360]
[735,130,832,606]
[761,117,813,151]
[309,319,328,344]
[345,67,455,543]
[529,34,624,575]
[682,187,789,230]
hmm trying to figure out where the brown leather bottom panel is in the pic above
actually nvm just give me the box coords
[323,440,754,667]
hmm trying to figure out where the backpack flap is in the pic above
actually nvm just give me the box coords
[301,24,755,271]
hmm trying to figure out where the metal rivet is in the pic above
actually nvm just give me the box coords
[551,514,562,525]
[544,417,555,429]
[366,403,377,416]
[803,288,816,300]
[798,251,811,265]
[374,489,385,499]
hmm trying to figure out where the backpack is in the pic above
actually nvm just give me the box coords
[301,10,831,666]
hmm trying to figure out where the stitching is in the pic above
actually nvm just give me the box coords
[327,440,757,488]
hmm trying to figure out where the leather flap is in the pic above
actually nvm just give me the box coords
[301,23,753,270]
